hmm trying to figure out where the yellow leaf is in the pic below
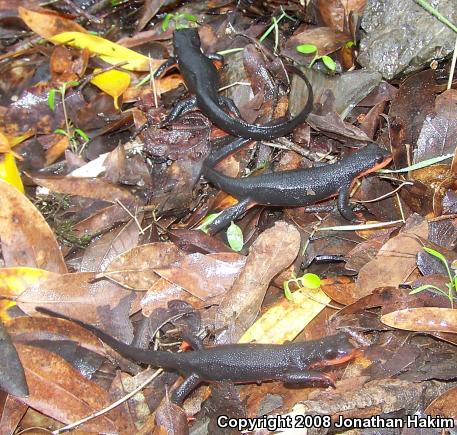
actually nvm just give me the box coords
[0,267,53,320]
[51,32,164,72]
[239,287,331,344]
[90,69,131,109]
[8,131,33,147]
[0,132,24,192]
[0,153,24,193]
[0,267,53,298]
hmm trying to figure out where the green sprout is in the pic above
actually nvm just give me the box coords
[258,7,295,53]
[296,43,337,71]
[48,81,89,153]
[410,247,457,308]
[283,273,321,301]
[162,12,198,31]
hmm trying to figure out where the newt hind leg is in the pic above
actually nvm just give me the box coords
[208,197,254,235]
[337,184,359,222]
[171,373,203,404]
[154,57,177,79]
[160,96,197,127]
[218,96,241,118]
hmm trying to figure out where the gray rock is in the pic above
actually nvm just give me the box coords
[358,0,457,79]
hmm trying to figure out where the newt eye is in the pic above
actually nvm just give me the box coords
[376,155,385,164]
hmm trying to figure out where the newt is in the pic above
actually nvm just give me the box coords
[36,308,356,404]
[203,141,392,233]
[155,28,313,140]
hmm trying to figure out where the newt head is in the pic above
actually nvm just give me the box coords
[350,143,392,179]
[308,332,360,369]
[173,28,201,51]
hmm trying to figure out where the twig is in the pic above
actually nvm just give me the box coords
[447,35,457,90]
[53,368,163,433]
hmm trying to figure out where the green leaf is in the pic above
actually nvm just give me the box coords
[296,44,317,55]
[182,13,197,22]
[298,273,321,289]
[74,129,90,142]
[379,153,453,173]
[53,128,69,137]
[409,284,436,295]
[345,40,355,48]
[66,80,80,88]
[48,88,57,111]
[321,55,336,71]
[162,13,173,31]
[423,247,447,264]
[226,221,243,252]
[196,212,221,233]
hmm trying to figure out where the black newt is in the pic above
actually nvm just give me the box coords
[36,308,356,405]
[155,28,313,140]
[203,141,392,233]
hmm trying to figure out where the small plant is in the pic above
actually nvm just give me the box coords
[48,81,90,153]
[162,12,198,31]
[410,247,457,308]
[259,7,295,53]
[296,43,337,71]
[283,273,321,301]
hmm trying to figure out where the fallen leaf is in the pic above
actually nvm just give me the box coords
[18,6,86,40]
[0,179,67,273]
[31,175,139,204]
[381,307,457,333]
[16,344,118,432]
[51,32,163,72]
[0,153,24,193]
[215,221,302,343]
[426,385,457,420]
[239,287,331,344]
[90,69,131,110]
[103,242,186,290]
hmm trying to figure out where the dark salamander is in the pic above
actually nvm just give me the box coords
[36,308,356,405]
[155,28,313,140]
[203,141,392,233]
